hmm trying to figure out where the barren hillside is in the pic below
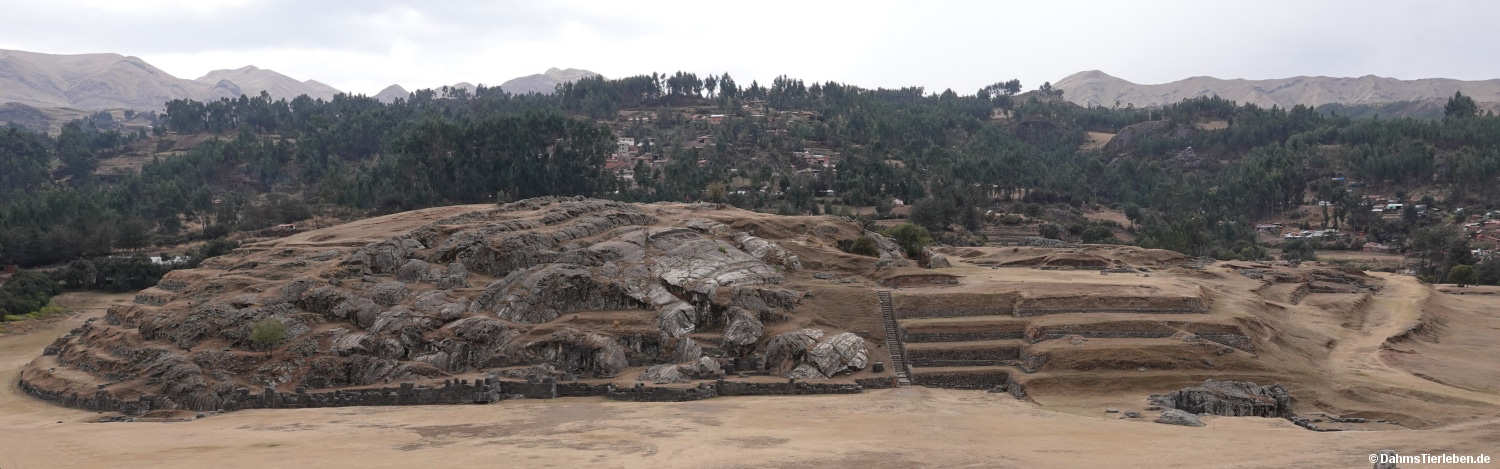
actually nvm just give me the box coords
[0,49,340,111]
[1056,69,1500,109]
[499,67,600,95]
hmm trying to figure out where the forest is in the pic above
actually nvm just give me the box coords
[3,72,1500,318]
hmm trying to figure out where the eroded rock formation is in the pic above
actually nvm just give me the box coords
[22,197,871,413]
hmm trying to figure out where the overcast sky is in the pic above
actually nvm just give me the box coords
[3,0,1498,96]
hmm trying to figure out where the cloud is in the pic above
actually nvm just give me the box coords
[2,0,1498,95]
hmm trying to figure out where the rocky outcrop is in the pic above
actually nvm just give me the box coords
[472,264,648,324]
[1148,380,1294,418]
[638,357,723,384]
[864,230,910,267]
[807,332,869,377]
[21,197,861,413]
[921,247,952,269]
[734,232,802,271]
[765,329,868,379]
[721,308,765,354]
[1154,408,1205,427]
[765,328,825,375]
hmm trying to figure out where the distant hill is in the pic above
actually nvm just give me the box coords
[1055,70,1500,112]
[499,67,599,95]
[373,84,409,103]
[195,65,340,101]
[373,68,600,102]
[0,49,342,112]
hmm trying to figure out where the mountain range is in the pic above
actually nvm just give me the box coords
[0,49,336,111]
[0,48,599,112]
[372,68,600,102]
[1054,70,1500,110]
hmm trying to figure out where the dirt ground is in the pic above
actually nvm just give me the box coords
[3,290,1498,468]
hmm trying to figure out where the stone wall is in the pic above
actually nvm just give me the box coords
[20,373,879,415]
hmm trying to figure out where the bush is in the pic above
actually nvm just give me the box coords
[1022,204,1042,218]
[1038,223,1062,240]
[1081,225,1117,244]
[202,224,231,240]
[193,239,240,261]
[885,223,933,258]
[250,318,287,351]
[1447,264,1476,286]
[999,214,1024,226]
[837,237,881,257]
[1281,239,1317,262]
[0,271,61,318]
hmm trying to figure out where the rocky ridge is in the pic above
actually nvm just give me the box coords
[21,197,876,413]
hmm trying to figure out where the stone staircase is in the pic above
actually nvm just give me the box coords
[876,290,911,386]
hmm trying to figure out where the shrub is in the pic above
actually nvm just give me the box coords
[1447,264,1476,286]
[1038,223,1062,240]
[1081,225,1117,244]
[1281,239,1317,262]
[885,223,933,258]
[838,237,881,257]
[250,318,287,351]
[0,271,61,318]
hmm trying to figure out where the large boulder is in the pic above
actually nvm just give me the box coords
[764,328,825,375]
[1155,408,1205,427]
[864,230,910,267]
[436,262,470,289]
[807,332,869,377]
[680,356,723,379]
[368,281,410,306]
[1148,380,1294,418]
[722,308,765,352]
[517,329,629,378]
[656,302,698,337]
[734,232,802,271]
[471,264,647,324]
[638,364,688,384]
[395,259,437,283]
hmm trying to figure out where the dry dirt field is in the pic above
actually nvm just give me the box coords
[3,279,1498,468]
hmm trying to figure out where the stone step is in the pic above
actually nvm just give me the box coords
[908,365,1018,389]
[898,316,1030,342]
[905,339,1024,367]
[1018,337,1256,373]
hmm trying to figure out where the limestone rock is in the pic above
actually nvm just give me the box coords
[1148,380,1293,418]
[1154,408,1205,427]
[368,281,410,306]
[864,230,910,267]
[681,356,723,379]
[638,364,688,384]
[921,247,952,268]
[787,363,824,380]
[656,302,698,337]
[518,329,629,377]
[472,264,646,324]
[807,332,868,377]
[436,262,470,289]
[734,232,802,271]
[765,328,825,375]
[722,308,765,351]
[395,259,437,283]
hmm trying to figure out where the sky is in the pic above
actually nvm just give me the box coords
[3,0,1499,96]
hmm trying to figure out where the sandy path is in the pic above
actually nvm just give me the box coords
[1327,274,1500,408]
[2,291,1496,468]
